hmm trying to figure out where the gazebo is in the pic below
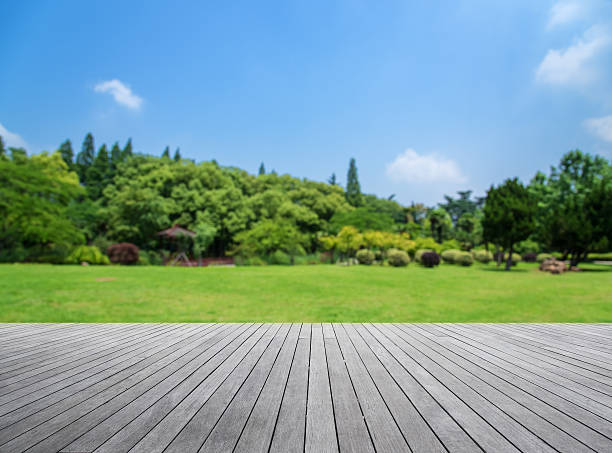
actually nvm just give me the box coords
[156,225,196,266]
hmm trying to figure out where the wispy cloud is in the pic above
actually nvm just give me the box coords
[584,115,612,142]
[94,79,143,110]
[386,149,467,184]
[535,26,610,86]
[548,1,586,29]
[0,122,28,149]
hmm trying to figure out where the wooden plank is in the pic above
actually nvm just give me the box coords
[361,324,480,452]
[333,324,409,452]
[394,324,596,453]
[1,324,252,453]
[268,323,310,453]
[198,324,294,452]
[305,323,338,453]
[233,323,301,453]
[324,326,374,453]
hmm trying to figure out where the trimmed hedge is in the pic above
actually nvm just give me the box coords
[415,249,433,264]
[455,251,474,266]
[387,248,410,267]
[472,249,493,264]
[419,251,440,268]
[441,249,461,264]
[356,249,375,265]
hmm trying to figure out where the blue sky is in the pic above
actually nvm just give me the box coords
[2,0,612,205]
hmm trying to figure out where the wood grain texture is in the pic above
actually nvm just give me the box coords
[0,323,609,453]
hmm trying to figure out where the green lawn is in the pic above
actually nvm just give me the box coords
[1,263,611,322]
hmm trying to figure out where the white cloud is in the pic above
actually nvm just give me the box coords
[0,122,27,149]
[94,79,143,110]
[386,149,467,184]
[548,1,585,29]
[535,26,610,85]
[584,115,612,142]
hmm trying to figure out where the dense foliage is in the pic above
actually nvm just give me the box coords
[1,133,610,268]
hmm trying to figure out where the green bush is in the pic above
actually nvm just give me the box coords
[440,239,461,252]
[455,251,474,266]
[441,249,461,264]
[537,253,554,263]
[268,250,292,265]
[356,249,375,265]
[510,253,522,265]
[65,245,110,265]
[473,250,493,264]
[515,239,540,255]
[415,249,433,264]
[414,237,441,254]
[138,251,150,265]
[387,248,410,267]
[293,254,322,265]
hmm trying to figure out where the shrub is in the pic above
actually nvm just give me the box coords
[441,249,461,264]
[455,251,474,266]
[356,249,375,265]
[293,254,322,265]
[415,249,433,264]
[387,248,410,267]
[419,251,440,268]
[511,253,522,265]
[537,253,554,263]
[522,252,537,263]
[515,239,540,255]
[66,245,110,265]
[414,237,442,254]
[268,250,291,265]
[472,250,493,264]
[107,243,140,265]
[440,239,461,252]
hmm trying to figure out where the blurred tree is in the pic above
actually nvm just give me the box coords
[59,139,74,170]
[76,133,95,183]
[345,158,363,207]
[483,178,535,270]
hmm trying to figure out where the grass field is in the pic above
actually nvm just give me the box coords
[1,262,611,322]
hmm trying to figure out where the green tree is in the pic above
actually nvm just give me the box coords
[328,173,337,185]
[86,145,110,199]
[173,147,181,162]
[483,178,535,270]
[162,146,170,159]
[345,157,363,207]
[532,150,611,266]
[0,151,84,253]
[233,219,307,263]
[0,135,6,159]
[59,139,75,170]
[76,133,95,183]
[122,138,133,159]
[329,207,394,233]
[258,162,265,176]
[439,190,484,224]
[426,208,452,243]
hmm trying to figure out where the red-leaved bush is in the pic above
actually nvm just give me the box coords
[107,243,140,265]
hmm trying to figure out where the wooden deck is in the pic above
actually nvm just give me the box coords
[0,324,611,452]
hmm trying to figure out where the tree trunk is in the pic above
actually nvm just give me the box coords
[505,244,513,271]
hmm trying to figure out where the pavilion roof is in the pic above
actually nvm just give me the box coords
[156,224,196,238]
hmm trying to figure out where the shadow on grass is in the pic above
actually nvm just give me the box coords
[479,266,530,273]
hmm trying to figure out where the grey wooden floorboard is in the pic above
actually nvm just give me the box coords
[324,325,375,453]
[0,323,610,453]
[268,323,310,453]
[434,324,612,409]
[305,323,338,453]
[333,324,409,452]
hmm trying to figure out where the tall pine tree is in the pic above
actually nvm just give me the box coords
[59,139,74,170]
[328,173,337,185]
[161,146,170,159]
[86,145,110,200]
[122,138,133,159]
[258,162,266,175]
[345,158,363,206]
[76,133,95,183]
[0,135,6,158]
[173,147,181,162]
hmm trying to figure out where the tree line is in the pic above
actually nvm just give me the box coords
[0,133,610,268]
